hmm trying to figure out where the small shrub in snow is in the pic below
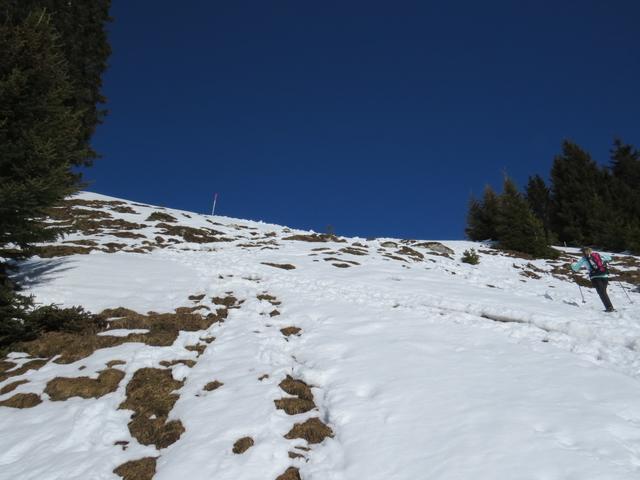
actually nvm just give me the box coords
[461,248,480,265]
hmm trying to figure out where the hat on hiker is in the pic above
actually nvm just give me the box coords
[581,246,592,255]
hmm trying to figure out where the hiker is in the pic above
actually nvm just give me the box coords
[571,247,615,312]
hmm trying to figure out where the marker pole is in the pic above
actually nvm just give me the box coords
[212,193,218,216]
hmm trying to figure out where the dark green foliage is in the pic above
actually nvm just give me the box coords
[461,248,480,265]
[2,0,112,165]
[0,9,88,252]
[525,175,554,243]
[465,186,500,241]
[1,302,103,351]
[496,177,551,257]
[549,141,610,247]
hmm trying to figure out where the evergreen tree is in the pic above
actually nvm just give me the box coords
[496,177,550,257]
[465,185,500,241]
[608,139,640,252]
[525,174,553,243]
[0,9,88,252]
[549,141,608,247]
[2,0,112,165]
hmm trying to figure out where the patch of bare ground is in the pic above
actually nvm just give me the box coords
[280,376,314,400]
[396,246,424,261]
[160,359,196,368]
[0,359,48,382]
[284,417,333,444]
[280,327,301,337]
[283,233,346,243]
[203,380,223,391]
[323,257,360,265]
[107,360,126,368]
[155,222,230,243]
[185,344,207,356]
[32,244,95,257]
[383,254,408,262]
[270,309,281,317]
[44,368,125,401]
[0,379,28,395]
[188,293,206,302]
[339,246,369,256]
[258,374,269,381]
[262,262,296,270]
[276,467,302,480]
[412,241,455,256]
[0,392,42,408]
[332,263,351,268]
[113,457,157,480]
[257,294,281,305]
[119,368,185,448]
[311,247,331,251]
[212,295,239,308]
[110,205,138,214]
[146,211,177,222]
[232,436,254,454]
[18,304,229,365]
[63,239,99,246]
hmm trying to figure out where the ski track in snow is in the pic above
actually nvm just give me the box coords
[1,191,640,479]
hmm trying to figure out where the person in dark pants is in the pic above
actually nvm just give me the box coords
[571,247,615,312]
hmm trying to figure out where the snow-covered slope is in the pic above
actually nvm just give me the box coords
[1,191,640,480]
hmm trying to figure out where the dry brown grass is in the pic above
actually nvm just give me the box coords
[0,359,48,382]
[0,379,28,395]
[284,417,334,444]
[269,309,281,317]
[274,398,316,415]
[119,368,185,448]
[188,294,206,302]
[155,223,229,243]
[107,360,126,368]
[261,262,296,270]
[396,246,424,261]
[257,294,281,305]
[339,246,369,256]
[0,392,42,408]
[280,327,301,337]
[276,467,301,480]
[332,263,351,268]
[212,296,239,307]
[159,359,197,368]
[283,234,346,243]
[185,344,207,356]
[146,212,177,222]
[110,231,146,239]
[32,245,95,257]
[280,376,313,400]
[203,380,223,391]
[232,436,254,454]
[110,205,138,214]
[44,368,125,401]
[113,457,157,480]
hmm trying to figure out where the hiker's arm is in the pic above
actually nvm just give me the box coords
[571,258,586,272]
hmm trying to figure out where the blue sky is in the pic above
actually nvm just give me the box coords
[88,1,640,240]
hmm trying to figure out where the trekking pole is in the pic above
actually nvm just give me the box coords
[617,280,633,304]
[575,278,586,303]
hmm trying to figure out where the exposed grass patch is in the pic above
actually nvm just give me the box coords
[119,368,185,448]
[203,380,223,391]
[280,327,301,337]
[0,359,48,383]
[396,246,424,261]
[275,397,316,415]
[332,263,351,268]
[269,309,281,317]
[261,262,296,270]
[110,205,138,214]
[339,246,369,256]
[284,417,334,444]
[188,294,206,302]
[32,245,94,257]
[232,436,254,454]
[276,467,301,480]
[110,231,146,239]
[160,359,196,368]
[212,296,239,308]
[146,212,177,223]
[257,293,281,305]
[185,344,207,356]
[280,376,313,401]
[283,234,346,243]
[107,360,126,368]
[113,457,157,480]
[44,368,125,401]
[155,223,228,243]
[0,379,28,395]
[0,392,42,408]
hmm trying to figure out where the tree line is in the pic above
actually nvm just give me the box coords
[466,140,640,257]
[0,1,111,348]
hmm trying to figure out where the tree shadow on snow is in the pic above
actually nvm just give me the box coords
[10,258,76,288]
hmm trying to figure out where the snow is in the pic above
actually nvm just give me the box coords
[1,191,640,479]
